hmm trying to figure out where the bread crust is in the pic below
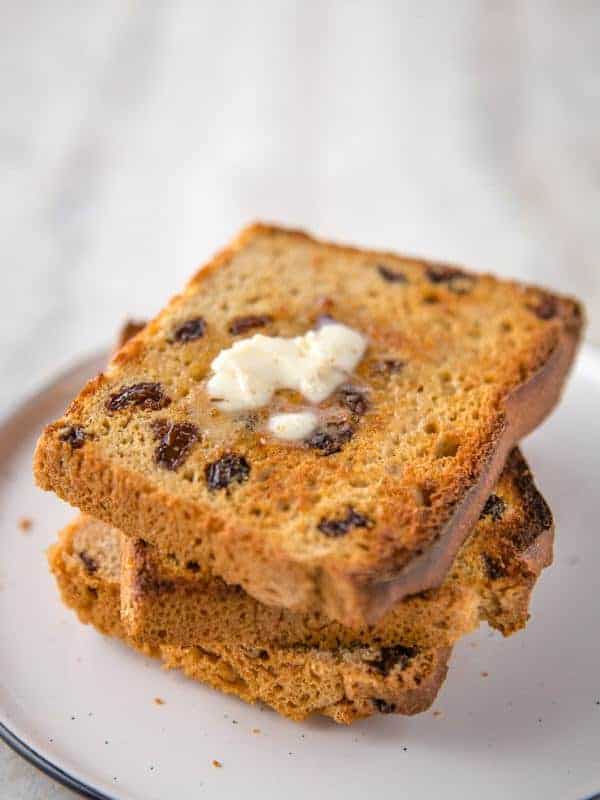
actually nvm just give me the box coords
[49,520,450,723]
[119,447,554,649]
[34,223,582,625]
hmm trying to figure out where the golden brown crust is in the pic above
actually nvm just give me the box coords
[49,520,450,723]
[120,446,553,649]
[34,223,582,625]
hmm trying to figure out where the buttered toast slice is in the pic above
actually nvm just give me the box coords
[35,223,582,625]
[48,518,450,724]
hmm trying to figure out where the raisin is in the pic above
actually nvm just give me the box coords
[337,386,368,416]
[79,551,98,574]
[372,698,397,714]
[106,383,170,412]
[317,506,374,537]
[205,453,251,490]
[228,315,273,336]
[305,422,354,456]
[257,649,269,661]
[152,420,199,470]
[372,358,405,375]
[482,553,506,580]
[172,317,206,342]
[59,425,87,449]
[377,265,407,284]
[185,560,201,573]
[526,295,558,320]
[479,494,506,522]
[426,265,475,294]
[367,645,418,676]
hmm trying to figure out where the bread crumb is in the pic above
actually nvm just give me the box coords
[481,671,489,678]
[154,697,165,705]
[212,760,222,768]
[18,517,33,533]
[433,710,443,718]
[252,728,261,734]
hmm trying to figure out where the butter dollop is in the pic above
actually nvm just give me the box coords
[207,322,367,413]
[267,410,318,441]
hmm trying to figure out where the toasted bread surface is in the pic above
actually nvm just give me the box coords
[49,519,450,723]
[35,224,581,624]
[120,447,552,649]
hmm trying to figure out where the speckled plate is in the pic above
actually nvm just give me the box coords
[1,348,599,800]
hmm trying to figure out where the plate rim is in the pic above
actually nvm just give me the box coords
[0,722,116,800]
[2,342,600,800]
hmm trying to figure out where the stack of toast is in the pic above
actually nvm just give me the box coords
[34,224,582,723]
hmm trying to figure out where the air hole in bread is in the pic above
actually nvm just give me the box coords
[422,292,440,304]
[424,421,438,435]
[435,435,459,459]
[414,483,435,507]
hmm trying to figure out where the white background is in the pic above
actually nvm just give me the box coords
[1,2,599,796]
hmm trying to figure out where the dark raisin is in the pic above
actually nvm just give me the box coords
[305,422,354,456]
[152,420,199,471]
[228,315,273,336]
[205,453,251,490]
[526,295,558,320]
[372,698,397,714]
[372,358,405,375]
[377,265,407,284]
[480,494,506,522]
[482,553,506,580]
[59,425,87,449]
[367,645,418,676]
[106,383,170,412]
[337,386,368,416]
[317,506,374,537]
[172,317,206,342]
[426,265,475,294]
[79,551,98,574]
[185,560,201,573]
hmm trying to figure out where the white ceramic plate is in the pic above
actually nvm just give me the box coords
[1,348,599,800]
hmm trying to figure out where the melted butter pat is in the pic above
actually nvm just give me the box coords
[207,322,367,413]
[267,410,318,441]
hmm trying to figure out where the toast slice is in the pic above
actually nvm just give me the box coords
[48,518,450,724]
[35,223,582,625]
[120,447,553,649]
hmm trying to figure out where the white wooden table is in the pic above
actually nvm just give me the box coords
[2,2,599,797]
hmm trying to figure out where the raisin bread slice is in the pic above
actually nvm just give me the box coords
[120,447,552,649]
[48,519,450,724]
[35,224,582,625]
